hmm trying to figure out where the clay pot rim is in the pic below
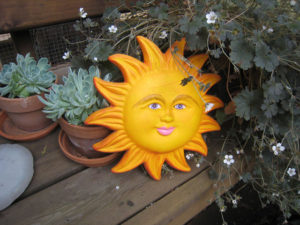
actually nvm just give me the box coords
[0,77,58,113]
[58,117,109,132]
[58,130,120,167]
[0,112,58,141]
[58,117,111,139]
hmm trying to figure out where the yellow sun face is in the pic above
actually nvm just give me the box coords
[85,36,223,180]
[124,68,205,153]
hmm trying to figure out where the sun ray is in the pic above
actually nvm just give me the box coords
[198,114,221,133]
[93,77,130,106]
[185,134,208,156]
[137,36,165,69]
[93,130,132,152]
[85,36,223,180]
[196,73,221,94]
[108,54,147,84]
[165,38,186,64]
[85,106,123,130]
[112,146,145,173]
[144,153,166,180]
[203,95,224,113]
[185,54,209,77]
[166,149,191,172]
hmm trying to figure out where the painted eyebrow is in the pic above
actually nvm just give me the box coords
[172,94,200,107]
[133,94,165,107]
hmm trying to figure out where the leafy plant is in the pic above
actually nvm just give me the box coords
[0,53,56,98]
[63,0,300,222]
[38,66,110,125]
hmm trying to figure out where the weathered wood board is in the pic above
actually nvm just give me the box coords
[0,160,210,225]
[0,0,138,33]
[0,130,241,225]
[0,128,85,197]
[123,160,242,225]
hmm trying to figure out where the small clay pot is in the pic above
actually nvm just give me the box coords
[58,117,111,158]
[0,94,53,131]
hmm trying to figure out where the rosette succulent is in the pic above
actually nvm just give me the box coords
[39,66,110,125]
[0,53,56,98]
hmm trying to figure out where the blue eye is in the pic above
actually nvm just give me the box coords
[174,104,186,109]
[149,103,161,110]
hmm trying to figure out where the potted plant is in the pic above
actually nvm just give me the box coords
[39,66,119,167]
[0,53,57,141]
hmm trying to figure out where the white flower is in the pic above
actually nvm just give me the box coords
[272,143,285,155]
[62,51,70,60]
[186,154,191,160]
[232,199,237,205]
[290,0,296,6]
[206,11,218,24]
[205,103,214,112]
[220,205,227,212]
[287,168,296,177]
[159,30,168,39]
[223,155,235,166]
[262,25,267,30]
[236,149,244,155]
[115,185,120,190]
[93,57,98,62]
[267,28,274,33]
[79,8,88,18]
[108,25,118,33]
[196,163,200,168]
[272,193,279,197]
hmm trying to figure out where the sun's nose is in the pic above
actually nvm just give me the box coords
[160,109,174,123]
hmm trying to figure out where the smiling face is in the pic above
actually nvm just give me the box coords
[124,69,205,153]
[85,36,223,180]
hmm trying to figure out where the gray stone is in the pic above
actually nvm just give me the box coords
[0,144,34,211]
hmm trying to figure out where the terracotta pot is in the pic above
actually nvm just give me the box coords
[58,117,111,158]
[0,94,53,131]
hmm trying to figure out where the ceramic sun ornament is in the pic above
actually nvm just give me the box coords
[85,36,223,180]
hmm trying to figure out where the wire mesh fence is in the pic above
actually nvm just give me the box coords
[0,17,102,67]
[0,34,17,65]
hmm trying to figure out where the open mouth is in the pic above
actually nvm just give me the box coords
[157,127,175,136]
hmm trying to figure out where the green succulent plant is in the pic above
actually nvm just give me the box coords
[0,53,56,98]
[39,66,110,125]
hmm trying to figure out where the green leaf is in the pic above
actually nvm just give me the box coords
[149,3,168,20]
[262,78,285,103]
[261,101,278,118]
[83,18,98,28]
[85,41,113,61]
[230,39,254,70]
[179,16,202,35]
[233,88,263,120]
[186,27,208,51]
[254,42,279,72]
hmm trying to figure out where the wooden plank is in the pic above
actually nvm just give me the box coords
[0,0,137,33]
[0,163,210,225]
[0,128,85,198]
[123,159,244,225]
[0,134,226,225]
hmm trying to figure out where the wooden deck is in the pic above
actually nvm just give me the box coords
[0,126,242,225]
